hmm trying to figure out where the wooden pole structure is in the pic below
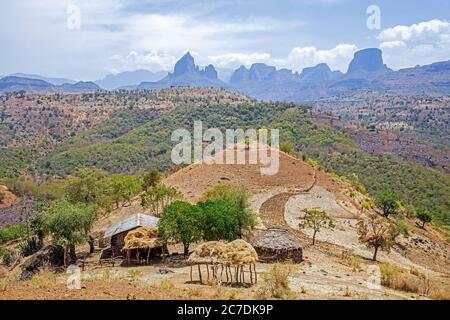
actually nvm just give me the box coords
[198,264,202,283]
[225,265,229,283]
[254,264,257,284]
[190,265,193,282]
[206,263,210,280]
[146,248,151,264]
[249,264,253,284]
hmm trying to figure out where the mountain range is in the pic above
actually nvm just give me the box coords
[1,48,450,100]
[0,76,101,93]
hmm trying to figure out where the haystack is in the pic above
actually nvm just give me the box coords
[188,241,227,265]
[188,240,258,285]
[123,227,167,263]
[222,239,258,265]
[252,228,303,263]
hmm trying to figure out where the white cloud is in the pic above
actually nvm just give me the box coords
[379,40,406,50]
[108,44,360,74]
[283,44,358,72]
[377,19,450,70]
[205,53,272,69]
[106,51,177,73]
[378,19,450,42]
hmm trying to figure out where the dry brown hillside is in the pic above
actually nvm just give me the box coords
[2,149,449,300]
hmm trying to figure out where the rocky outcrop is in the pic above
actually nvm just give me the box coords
[346,48,391,78]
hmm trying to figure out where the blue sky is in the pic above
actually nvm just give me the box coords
[1,0,450,80]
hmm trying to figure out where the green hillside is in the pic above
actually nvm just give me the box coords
[1,97,448,230]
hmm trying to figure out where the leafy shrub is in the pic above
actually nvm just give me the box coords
[395,219,410,238]
[0,249,15,266]
[19,237,42,257]
[0,224,27,245]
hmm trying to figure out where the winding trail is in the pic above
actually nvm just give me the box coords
[258,171,317,241]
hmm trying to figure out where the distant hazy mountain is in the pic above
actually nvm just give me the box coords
[95,69,167,90]
[300,63,343,83]
[8,73,76,86]
[138,52,227,90]
[230,48,450,101]
[2,48,450,98]
[0,76,55,92]
[58,81,102,92]
[230,63,300,84]
[216,67,234,83]
[0,76,101,93]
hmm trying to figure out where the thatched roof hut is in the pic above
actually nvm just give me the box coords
[123,227,167,263]
[252,228,303,263]
[104,213,160,256]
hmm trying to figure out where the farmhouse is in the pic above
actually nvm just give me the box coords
[104,213,160,257]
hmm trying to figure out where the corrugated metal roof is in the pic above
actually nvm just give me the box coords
[104,213,160,238]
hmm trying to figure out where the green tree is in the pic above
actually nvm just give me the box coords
[109,175,142,208]
[158,201,203,256]
[280,142,293,154]
[65,167,112,211]
[298,209,335,245]
[200,184,257,236]
[197,199,241,242]
[141,185,181,216]
[142,170,161,191]
[38,199,95,265]
[357,213,399,261]
[374,189,402,217]
[416,209,432,229]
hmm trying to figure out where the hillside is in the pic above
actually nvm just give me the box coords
[0,89,449,231]
[2,148,448,300]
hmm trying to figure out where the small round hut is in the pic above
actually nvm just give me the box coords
[123,227,167,264]
[252,228,303,263]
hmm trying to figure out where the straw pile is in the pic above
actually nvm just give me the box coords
[188,240,258,285]
[124,227,165,250]
[222,239,258,265]
[188,240,258,265]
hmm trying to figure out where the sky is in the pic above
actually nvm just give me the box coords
[1,0,450,80]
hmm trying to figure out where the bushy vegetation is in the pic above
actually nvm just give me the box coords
[141,185,181,216]
[0,248,15,266]
[0,91,448,234]
[33,199,96,265]
[0,223,27,245]
[320,152,450,231]
[298,209,335,245]
[158,201,203,256]
[357,213,400,261]
[158,185,256,255]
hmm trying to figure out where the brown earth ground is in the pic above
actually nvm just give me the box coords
[1,150,449,300]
